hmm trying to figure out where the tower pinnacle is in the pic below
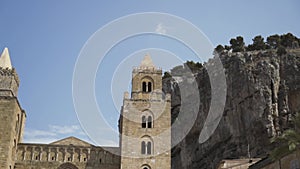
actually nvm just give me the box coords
[0,47,12,69]
[139,54,155,68]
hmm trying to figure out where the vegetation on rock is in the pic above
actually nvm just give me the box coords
[270,112,300,160]
[214,33,300,55]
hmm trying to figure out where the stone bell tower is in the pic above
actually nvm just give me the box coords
[0,48,26,169]
[119,54,171,169]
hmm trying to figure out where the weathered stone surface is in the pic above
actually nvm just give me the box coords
[15,141,120,169]
[120,55,171,169]
[50,137,92,147]
[165,49,300,169]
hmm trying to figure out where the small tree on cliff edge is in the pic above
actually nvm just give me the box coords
[267,34,281,49]
[247,35,267,51]
[230,36,245,52]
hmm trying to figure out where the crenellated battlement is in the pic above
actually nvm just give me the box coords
[0,48,20,97]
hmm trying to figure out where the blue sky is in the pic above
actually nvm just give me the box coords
[0,1,299,146]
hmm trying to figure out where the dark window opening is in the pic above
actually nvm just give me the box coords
[99,158,102,163]
[84,158,87,161]
[51,157,55,161]
[142,82,147,92]
[147,116,152,128]
[147,142,152,155]
[148,82,152,92]
[142,116,146,128]
[142,115,153,128]
[141,141,146,154]
[68,157,71,161]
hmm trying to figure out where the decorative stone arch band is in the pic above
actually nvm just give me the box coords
[72,12,227,157]
[58,162,78,169]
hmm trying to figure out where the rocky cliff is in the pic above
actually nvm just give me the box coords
[163,48,300,169]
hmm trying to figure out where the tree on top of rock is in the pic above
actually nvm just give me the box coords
[214,45,225,55]
[280,33,299,49]
[230,36,245,52]
[267,34,281,49]
[247,35,267,51]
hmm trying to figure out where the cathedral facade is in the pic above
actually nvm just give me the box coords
[0,48,171,169]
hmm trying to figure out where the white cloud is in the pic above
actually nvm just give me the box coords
[101,140,118,147]
[24,129,56,138]
[155,23,167,35]
[23,137,58,144]
[49,125,81,134]
[24,129,58,144]
[23,125,118,146]
[23,124,88,144]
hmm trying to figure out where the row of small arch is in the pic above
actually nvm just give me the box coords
[57,163,152,169]
[16,147,117,164]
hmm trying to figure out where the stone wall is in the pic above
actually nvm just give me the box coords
[0,97,25,169]
[120,61,171,169]
[0,68,19,97]
[249,149,300,169]
[15,143,120,169]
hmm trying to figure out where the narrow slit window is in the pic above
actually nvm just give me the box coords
[148,82,152,92]
[141,141,146,154]
[147,116,152,128]
[147,142,152,155]
[142,116,146,128]
[142,82,147,92]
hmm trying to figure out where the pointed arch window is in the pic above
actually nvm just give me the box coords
[141,141,152,155]
[141,115,153,128]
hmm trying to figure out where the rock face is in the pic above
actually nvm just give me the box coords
[163,49,300,169]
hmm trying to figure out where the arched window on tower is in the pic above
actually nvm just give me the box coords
[141,165,151,169]
[147,142,152,155]
[147,116,152,128]
[141,77,154,93]
[142,116,146,128]
[141,115,153,128]
[141,141,146,154]
[141,141,152,155]
[142,82,147,92]
[148,82,152,92]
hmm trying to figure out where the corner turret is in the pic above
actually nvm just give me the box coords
[0,47,19,97]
